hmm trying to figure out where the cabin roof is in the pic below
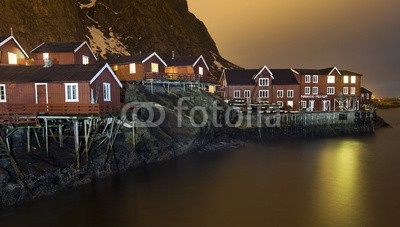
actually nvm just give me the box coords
[270,69,299,85]
[165,56,200,67]
[0,64,120,85]
[293,67,362,76]
[31,42,84,53]
[340,70,363,76]
[0,36,30,58]
[224,68,298,86]
[361,87,372,94]
[107,52,167,66]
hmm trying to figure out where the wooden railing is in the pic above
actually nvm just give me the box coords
[0,104,122,116]
[145,73,217,84]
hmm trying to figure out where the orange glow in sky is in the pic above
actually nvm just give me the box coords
[188,0,400,97]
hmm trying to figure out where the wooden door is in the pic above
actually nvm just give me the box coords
[36,85,47,104]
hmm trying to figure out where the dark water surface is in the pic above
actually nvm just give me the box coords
[1,109,400,227]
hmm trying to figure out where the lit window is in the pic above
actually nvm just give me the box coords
[244,90,251,98]
[305,87,310,95]
[234,90,240,98]
[113,65,119,71]
[8,52,17,65]
[277,90,284,98]
[301,101,307,109]
[327,76,335,83]
[129,63,136,74]
[350,87,356,95]
[327,87,335,95]
[312,87,318,95]
[287,90,294,98]
[65,83,79,102]
[343,76,349,83]
[43,53,49,60]
[313,75,318,83]
[82,55,89,65]
[343,87,349,95]
[259,78,269,86]
[305,75,311,83]
[103,83,111,101]
[151,63,159,73]
[351,76,356,84]
[0,84,6,102]
[259,90,269,98]
[199,67,204,75]
[366,93,370,100]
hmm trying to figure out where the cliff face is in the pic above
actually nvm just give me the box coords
[0,0,238,74]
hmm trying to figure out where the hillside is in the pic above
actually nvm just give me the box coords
[0,0,238,74]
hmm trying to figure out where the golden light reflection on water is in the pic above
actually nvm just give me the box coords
[315,139,366,225]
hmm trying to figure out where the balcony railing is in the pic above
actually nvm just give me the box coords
[145,73,217,84]
[0,104,122,116]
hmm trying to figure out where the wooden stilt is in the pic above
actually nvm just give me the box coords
[27,126,31,153]
[58,124,63,148]
[151,81,154,94]
[45,118,49,156]
[132,114,136,150]
[73,120,80,168]
[33,128,41,149]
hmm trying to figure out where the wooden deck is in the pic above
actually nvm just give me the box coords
[145,73,217,84]
[0,104,122,125]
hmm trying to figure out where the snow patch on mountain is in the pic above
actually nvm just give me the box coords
[86,26,130,58]
[79,0,97,9]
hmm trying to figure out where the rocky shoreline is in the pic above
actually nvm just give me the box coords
[0,85,391,209]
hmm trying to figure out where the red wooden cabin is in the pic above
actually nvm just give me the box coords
[0,36,29,65]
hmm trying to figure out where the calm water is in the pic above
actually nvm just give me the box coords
[1,109,400,227]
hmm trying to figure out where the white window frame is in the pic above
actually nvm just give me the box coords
[312,87,318,95]
[327,87,335,95]
[7,52,17,65]
[0,84,6,102]
[234,90,241,98]
[343,76,349,84]
[351,76,356,84]
[305,87,311,95]
[199,67,204,75]
[34,83,49,104]
[65,83,79,102]
[103,83,111,101]
[350,87,356,95]
[244,90,251,98]
[313,75,318,83]
[277,90,284,98]
[287,101,294,108]
[259,90,269,98]
[287,90,294,98]
[277,101,283,107]
[305,75,311,83]
[43,53,49,60]
[82,55,89,65]
[129,63,136,74]
[301,100,307,109]
[259,78,269,86]
[327,76,335,83]
[151,63,159,73]
[343,87,349,95]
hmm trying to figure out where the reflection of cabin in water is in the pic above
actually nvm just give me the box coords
[0,63,122,115]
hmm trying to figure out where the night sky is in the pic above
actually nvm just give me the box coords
[188,0,400,97]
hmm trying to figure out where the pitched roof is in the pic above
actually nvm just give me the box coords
[30,42,84,53]
[107,52,167,66]
[270,69,299,85]
[224,69,259,85]
[0,64,122,87]
[361,87,372,94]
[224,68,298,86]
[0,36,29,58]
[293,68,322,75]
[340,70,363,76]
[164,56,199,66]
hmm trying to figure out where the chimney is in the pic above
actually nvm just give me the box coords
[172,51,175,60]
